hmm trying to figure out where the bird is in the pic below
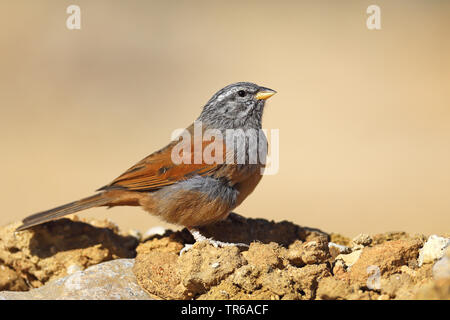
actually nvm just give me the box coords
[16,82,276,248]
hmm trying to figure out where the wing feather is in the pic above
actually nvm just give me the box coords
[98,126,226,192]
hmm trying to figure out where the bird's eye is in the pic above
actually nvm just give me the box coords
[237,90,246,97]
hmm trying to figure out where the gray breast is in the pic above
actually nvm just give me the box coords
[155,175,238,208]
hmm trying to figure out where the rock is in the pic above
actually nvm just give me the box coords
[413,279,450,300]
[0,259,152,300]
[179,242,246,295]
[0,217,138,290]
[244,242,285,268]
[287,264,331,299]
[0,264,27,291]
[371,231,421,245]
[335,250,363,269]
[132,215,450,300]
[418,235,450,267]
[284,239,330,267]
[299,239,330,265]
[66,264,83,275]
[328,242,351,258]
[132,235,188,300]
[379,273,416,299]
[134,249,187,300]
[332,260,347,277]
[432,247,450,280]
[133,215,332,300]
[195,213,329,246]
[342,239,423,285]
[1,213,448,300]
[316,277,376,300]
[351,234,373,250]
[399,265,417,277]
[198,263,331,300]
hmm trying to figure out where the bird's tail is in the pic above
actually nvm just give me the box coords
[16,193,111,231]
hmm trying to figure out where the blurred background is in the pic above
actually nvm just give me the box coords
[0,0,449,237]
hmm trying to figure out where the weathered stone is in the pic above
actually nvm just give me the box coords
[432,247,450,280]
[335,250,363,269]
[0,217,138,289]
[351,234,373,250]
[418,235,450,266]
[0,259,152,300]
[344,239,422,285]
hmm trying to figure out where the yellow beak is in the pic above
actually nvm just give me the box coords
[255,88,277,100]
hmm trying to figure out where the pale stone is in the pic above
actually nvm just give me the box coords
[418,235,450,266]
[432,247,450,280]
[336,249,363,269]
[328,242,351,254]
[0,259,152,300]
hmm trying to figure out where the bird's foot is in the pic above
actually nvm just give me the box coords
[179,228,249,256]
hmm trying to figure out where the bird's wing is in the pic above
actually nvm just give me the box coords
[98,125,226,192]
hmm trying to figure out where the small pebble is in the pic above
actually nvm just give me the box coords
[351,234,373,247]
[400,265,417,277]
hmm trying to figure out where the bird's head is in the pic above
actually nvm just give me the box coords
[198,82,276,130]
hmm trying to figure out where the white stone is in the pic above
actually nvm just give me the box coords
[328,242,351,254]
[336,249,363,269]
[432,246,450,280]
[418,235,450,266]
[0,259,152,300]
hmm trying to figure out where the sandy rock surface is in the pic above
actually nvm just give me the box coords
[0,217,138,291]
[0,213,449,300]
[133,214,449,300]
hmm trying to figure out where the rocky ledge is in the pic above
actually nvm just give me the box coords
[0,214,448,300]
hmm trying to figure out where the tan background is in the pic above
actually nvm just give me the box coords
[0,0,449,237]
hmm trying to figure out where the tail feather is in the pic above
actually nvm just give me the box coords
[16,193,111,231]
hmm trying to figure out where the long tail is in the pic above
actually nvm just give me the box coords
[16,193,111,231]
